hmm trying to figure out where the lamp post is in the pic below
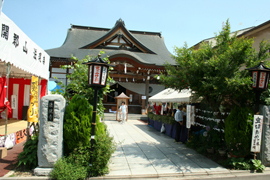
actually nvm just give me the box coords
[83,54,112,166]
[246,61,270,113]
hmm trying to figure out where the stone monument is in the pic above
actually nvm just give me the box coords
[34,95,66,176]
[259,105,270,166]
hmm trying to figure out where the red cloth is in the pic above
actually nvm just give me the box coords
[0,77,7,108]
[153,103,157,114]
[156,105,162,115]
[8,78,47,119]
[0,77,11,117]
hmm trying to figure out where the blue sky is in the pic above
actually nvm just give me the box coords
[2,0,270,54]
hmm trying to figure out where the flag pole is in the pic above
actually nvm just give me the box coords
[5,62,10,138]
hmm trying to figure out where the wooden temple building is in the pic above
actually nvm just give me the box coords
[46,19,175,113]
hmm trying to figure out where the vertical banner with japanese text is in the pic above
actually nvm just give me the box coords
[27,76,39,122]
[251,115,263,152]
[186,105,191,128]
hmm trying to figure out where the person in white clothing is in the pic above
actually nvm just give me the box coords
[120,101,127,124]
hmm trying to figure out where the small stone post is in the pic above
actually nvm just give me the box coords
[258,105,270,166]
[34,95,66,176]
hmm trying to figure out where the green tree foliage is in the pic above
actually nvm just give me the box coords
[64,94,105,155]
[159,20,270,111]
[53,50,114,117]
[225,106,253,156]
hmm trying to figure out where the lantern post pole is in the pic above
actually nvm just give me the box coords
[91,87,99,153]
[255,91,261,114]
[83,54,113,173]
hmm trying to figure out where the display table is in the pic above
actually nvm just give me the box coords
[164,123,173,137]
[153,120,162,131]
[148,118,188,143]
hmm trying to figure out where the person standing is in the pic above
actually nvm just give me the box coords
[174,105,186,143]
[120,101,127,124]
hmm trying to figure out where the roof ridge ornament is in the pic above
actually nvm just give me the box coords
[116,18,125,26]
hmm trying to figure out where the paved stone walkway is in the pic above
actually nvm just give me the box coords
[104,118,229,178]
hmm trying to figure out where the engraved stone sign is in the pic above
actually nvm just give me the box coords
[34,95,66,176]
[47,101,54,122]
[259,105,270,166]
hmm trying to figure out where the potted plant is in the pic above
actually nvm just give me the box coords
[203,129,215,154]
[218,148,227,156]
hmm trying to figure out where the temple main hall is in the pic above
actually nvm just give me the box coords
[46,19,175,113]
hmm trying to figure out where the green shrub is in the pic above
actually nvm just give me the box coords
[252,159,265,172]
[186,134,207,154]
[229,158,251,170]
[89,130,116,176]
[50,158,88,180]
[148,112,154,119]
[149,113,175,125]
[53,128,116,178]
[225,106,253,157]
[60,94,115,177]
[63,94,105,155]
[17,134,38,170]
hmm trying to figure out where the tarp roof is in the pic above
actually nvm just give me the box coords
[0,13,50,79]
[117,82,165,97]
[149,88,191,103]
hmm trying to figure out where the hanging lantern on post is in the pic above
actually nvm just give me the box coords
[84,54,111,88]
[246,61,270,113]
[83,54,113,167]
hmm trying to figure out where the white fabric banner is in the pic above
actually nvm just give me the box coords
[24,85,30,106]
[12,84,19,118]
[0,13,50,79]
[11,95,17,109]
[186,105,191,128]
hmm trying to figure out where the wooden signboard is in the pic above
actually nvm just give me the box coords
[251,115,263,152]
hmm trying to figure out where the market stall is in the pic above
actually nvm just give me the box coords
[148,88,194,143]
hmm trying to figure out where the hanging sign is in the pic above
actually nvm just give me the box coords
[93,65,101,84]
[252,71,258,88]
[11,95,17,109]
[250,115,263,152]
[27,76,39,123]
[191,106,195,125]
[186,105,191,128]
[101,66,107,85]
[259,72,267,89]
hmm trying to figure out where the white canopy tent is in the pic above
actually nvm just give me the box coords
[0,12,50,79]
[0,12,50,138]
[148,88,192,103]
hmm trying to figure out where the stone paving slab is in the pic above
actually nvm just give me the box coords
[104,118,230,178]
